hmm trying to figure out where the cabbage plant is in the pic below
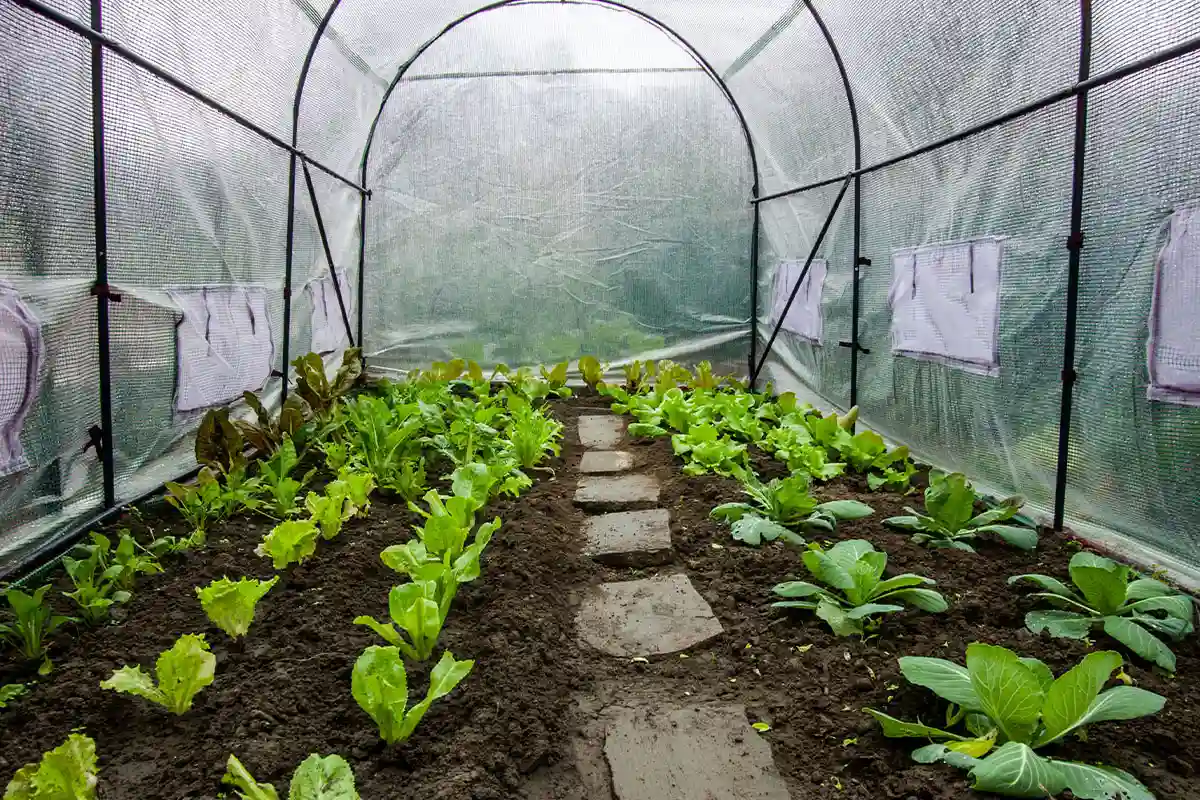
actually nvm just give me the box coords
[1010,552,1194,672]
[711,470,872,546]
[772,540,946,635]
[884,471,1037,551]
[866,644,1164,799]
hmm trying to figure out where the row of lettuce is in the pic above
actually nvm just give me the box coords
[0,353,571,799]
[595,359,1195,800]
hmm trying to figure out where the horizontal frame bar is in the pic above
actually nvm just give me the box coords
[11,0,368,195]
[754,31,1200,205]
[404,65,705,82]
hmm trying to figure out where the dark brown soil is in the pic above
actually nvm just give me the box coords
[1,394,1197,800]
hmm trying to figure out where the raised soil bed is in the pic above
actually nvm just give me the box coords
[1,394,1197,799]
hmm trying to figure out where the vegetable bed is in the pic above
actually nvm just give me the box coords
[2,385,1198,799]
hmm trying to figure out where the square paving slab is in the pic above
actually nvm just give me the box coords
[579,450,635,474]
[604,704,791,800]
[576,573,722,657]
[583,509,672,567]
[577,415,625,449]
[574,474,659,511]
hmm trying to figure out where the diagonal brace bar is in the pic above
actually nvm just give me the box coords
[750,176,851,383]
[301,160,356,348]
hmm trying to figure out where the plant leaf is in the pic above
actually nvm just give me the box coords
[862,709,965,740]
[966,643,1043,743]
[710,503,754,523]
[1026,610,1095,639]
[899,656,981,710]
[843,603,906,620]
[1036,650,1123,746]
[968,742,1066,797]
[882,515,925,531]
[1068,553,1128,615]
[771,581,825,599]
[1007,573,1080,600]
[730,515,793,547]
[815,500,874,520]
[1053,759,1156,800]
[221,754,280,800]
[288,754,358,800]
[976,524,1038,551]
[884,588,949,613]
[1101,616,1176,672]
[815,598,861,636]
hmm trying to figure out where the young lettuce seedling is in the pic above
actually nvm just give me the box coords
[354,581,447,662]
[3,733,99,800]
[305,482,356,540]
[196,576,279,640]
[0,585,75,674]
[101,633,215,714]
[256,520,321,569]
[578,355,606,389]
[1009,552,1195,672]
[711,469,873,546]
[670,424,748,477]
[772,540,947,635]
[62,546,130,627]
[884,471,1037,552]
[221,753,358,800]
[257,438,317,518]
[0,683,27,708]
[351,647,473,745]
[865,644,1164,799]
[503,394,563,470]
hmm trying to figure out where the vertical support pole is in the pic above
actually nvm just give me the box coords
[300,160,355,347]
[849,175,863,410]
[281,154,297,403]
[748,190,761,387]
[356,189,368,350]
[1053,0,1093,531]
[90,0,116,508]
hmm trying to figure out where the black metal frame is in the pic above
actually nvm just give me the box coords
[5,0,1200,579]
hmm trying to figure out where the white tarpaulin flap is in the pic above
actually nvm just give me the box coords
[888,236,1004,375]
[308,269,352,355]
[0,282,43,477]
[1148,203,1200,406]
[170,286,274,412]
[770,258,827,344]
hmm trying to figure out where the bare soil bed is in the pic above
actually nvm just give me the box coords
[1,394,1196,799]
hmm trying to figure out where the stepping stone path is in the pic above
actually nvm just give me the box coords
[579,450,635,474]
[605,705,792,800]
[571,412,789,796]
[583,509,672,566]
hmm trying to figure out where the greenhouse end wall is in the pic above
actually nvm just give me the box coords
[0,0,1198,587]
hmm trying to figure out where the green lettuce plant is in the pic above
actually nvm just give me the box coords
[1009,552,1195,672]
[235,391,311,458]
[772,540,947,635]
[0,683,27,708]
[865,644,1164,799]
[344,395,425,496]
[578,355,605,388]
[762,425,845,480]
[380,512,494,605]
[711,470,873,546]
[351,647,473,745]
[670,424,747,477]
[221,753,358,800]
[354,581,448,661]
[334,470,375,518]
[195,406,247,475]
[62,547,129,626]
[257,438,316,518]
[196,576,279,639]
[165,467,240,540]
[107,532,163,591]
[256,520,321,569]
[0,586,75,673]
[838,429,916,491]
[406,479,502,562]
[884,471,1037,551]
[3,733,98,800]
[100,633,215,714]
[305,484,355,540]
[503,394,563,469]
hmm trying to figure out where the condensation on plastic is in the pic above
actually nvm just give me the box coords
[360,3,753,374]
[0,3,106,573]
[2,0,1199,588]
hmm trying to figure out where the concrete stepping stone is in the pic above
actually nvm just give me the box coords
[577,573,722,657]
[574,474,660,512]
[583,509,672,567]
[578,415,625,450]
[579,450,635,474]
[604,704,791,800]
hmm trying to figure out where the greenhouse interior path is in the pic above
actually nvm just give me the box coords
[568,414,792,800]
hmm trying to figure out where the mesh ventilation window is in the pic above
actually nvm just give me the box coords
[308,270,352,355]
[889,236,1004,375]
[0,283,44,477]
[1148,204,1200,406]
[170,287,274,412]
[769,258,828,344]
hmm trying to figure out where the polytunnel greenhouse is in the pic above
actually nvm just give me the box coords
[1,0,1199,798]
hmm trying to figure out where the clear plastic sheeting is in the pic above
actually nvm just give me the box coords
[0,0,1198,588]
[0,283,44,476]
[1147,203,1200,407]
